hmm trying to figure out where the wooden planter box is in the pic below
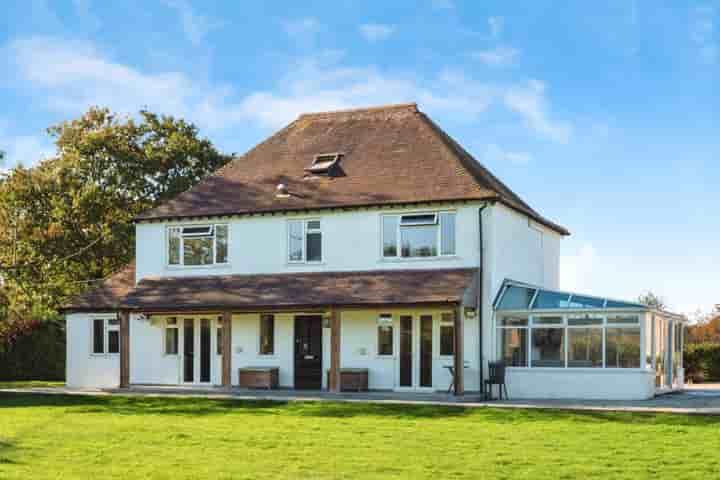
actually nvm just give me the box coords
[238,367,279,390]
[327,368,369,392]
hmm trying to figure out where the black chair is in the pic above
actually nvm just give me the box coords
[484,361,508,400]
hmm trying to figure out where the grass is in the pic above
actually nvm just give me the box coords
[0,393,719,479]
[0,381,64,389]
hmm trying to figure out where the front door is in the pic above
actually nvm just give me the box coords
[182,318,212,384]
[294,315,323,389]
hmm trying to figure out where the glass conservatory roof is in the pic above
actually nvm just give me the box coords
[494,280,646,311]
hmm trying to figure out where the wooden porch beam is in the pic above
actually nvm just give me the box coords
[221,311,232,388]
[119,310,130,388]
[453,305,464,396]
[329,308,341,392]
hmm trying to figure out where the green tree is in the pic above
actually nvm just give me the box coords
[0,107,231,318]
[637,291,666,311]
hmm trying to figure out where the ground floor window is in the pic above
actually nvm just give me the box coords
[497,313,641,368]
[259,314,275,355]
[92,317,119,355]
[439,313,455,356]
[165,317,178,355]
[377,314,394,356]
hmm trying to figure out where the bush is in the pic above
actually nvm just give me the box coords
[684,343,720,383]
[0,319,65,381]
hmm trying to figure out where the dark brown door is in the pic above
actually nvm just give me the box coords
[183,319,194,382]
[399,316,413,387]
[420,315,433,388]
[294,315,323,389]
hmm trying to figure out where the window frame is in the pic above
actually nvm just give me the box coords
[381,210,456,260]
[166,223,230,268]
[90,316,120,356]
[376,314,394,357]
[439,312,455,357]
[496,312,643,369]
[164,317,179,356]
[258,314,275,356]
[287,218,323,264]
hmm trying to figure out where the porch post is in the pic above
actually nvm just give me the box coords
[119,310,130,388]
[221,310,232,388]
[453,305,464,396]
[329,308,341,392]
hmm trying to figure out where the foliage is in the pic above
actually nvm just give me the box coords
[637,291,666,311]
[0,107,231,318]
[1,396,720,479]
[0,319,65,380]
[686,312,720,344]
[684,343,720,383]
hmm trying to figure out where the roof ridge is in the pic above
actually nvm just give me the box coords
[298,103,418,119]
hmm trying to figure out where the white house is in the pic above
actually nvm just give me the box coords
[62,103,686,400]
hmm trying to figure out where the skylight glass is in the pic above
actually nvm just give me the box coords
[497,286,536,310]
[532,291,571,309]
[495,281,648,312]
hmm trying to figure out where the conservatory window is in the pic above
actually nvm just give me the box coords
[606,327,641,368]
[167,224,229,266]
[497,315,528,367]
[531,325,565,368]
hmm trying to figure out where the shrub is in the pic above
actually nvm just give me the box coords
[684,343,720,383]
[0,319,65,381]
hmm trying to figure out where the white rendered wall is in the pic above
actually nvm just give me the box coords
[504,369,656,400]
[134,203,483,282]
[66,313,119,389]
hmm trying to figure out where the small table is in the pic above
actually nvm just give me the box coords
[444,363,470,394]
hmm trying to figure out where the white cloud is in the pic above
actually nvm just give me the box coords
[6,36,572,143]
[359,23,396,42]
[283,17,320,38]
[0,124,54,171]
[483,144,533,165]
[691,6,717,64]
[488,16,504,38]
[162,0,222,46]
[560,243,597,293]
[503,80,572,143]
[471,46,520,67]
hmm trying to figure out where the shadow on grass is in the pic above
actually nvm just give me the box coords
[2,392,720,427]
[0,438,19,465]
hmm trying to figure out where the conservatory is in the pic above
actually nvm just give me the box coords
[493,280,687,400]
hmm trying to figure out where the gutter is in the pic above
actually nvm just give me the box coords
[477,202,490,395]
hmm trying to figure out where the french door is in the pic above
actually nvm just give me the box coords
[182,318,213,385]
[397,315,434,390]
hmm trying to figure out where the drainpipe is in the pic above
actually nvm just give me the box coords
[477,203,489,395]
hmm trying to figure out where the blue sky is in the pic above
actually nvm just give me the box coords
[1,1,718,315]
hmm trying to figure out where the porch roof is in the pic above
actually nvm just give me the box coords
[121,268,477,312]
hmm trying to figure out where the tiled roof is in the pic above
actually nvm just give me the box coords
[121,268,477,311]
[62,262,136,312]
[135,103,568,235]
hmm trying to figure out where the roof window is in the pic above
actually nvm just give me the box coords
[305,153,342,175]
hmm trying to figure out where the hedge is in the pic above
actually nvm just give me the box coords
[684,343,720,383]
[0,319,65,381]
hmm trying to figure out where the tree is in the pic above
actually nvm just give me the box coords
[637,291,666,311]
[0,107,231,318]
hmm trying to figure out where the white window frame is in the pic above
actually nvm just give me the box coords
[167,223,230,267]
[376,314,395,357]
[164,317,179,356]
[496,312,643,370]
[90,316,120,356]
[438,312,455,358]
[287,218,323,264]
[381,210,456,260]
[258,314,276,357]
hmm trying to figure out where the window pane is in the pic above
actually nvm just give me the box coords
[259,315,274,355]
[533,316,563,325]
[93,319,104,354]
[401,224,437,257]
[498,328,527,367]
[531,328,565,367]
[306,231,322,262]
[606,327,641,368]
[568,328,602,367]
[216,326,223,355]
[307,220,321,230]
[382,216,398,257]
[568,316,603,326]
[498,315,528,326]
[533,291,571,309]
[497,286,535,310]
[400,214,437,225]
[168,228,181,265]
[568,295,605,308]
[183,237,214,265]
[215,225,228,263]
[378,325,393,355]
[165,328,178,355]
[106,330,119,354]
[440,212,456,255]
[607,315,639,325]
[288,221,304,261]
[440,325,454,356]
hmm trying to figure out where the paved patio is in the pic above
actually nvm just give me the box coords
[2,384,720,414]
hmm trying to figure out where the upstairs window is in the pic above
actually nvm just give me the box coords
[288,219,322,263]
[168,224,229,266]
[382,211,455,259]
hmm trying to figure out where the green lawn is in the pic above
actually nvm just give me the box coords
[0,381,64,389]
[1,393,719,479]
